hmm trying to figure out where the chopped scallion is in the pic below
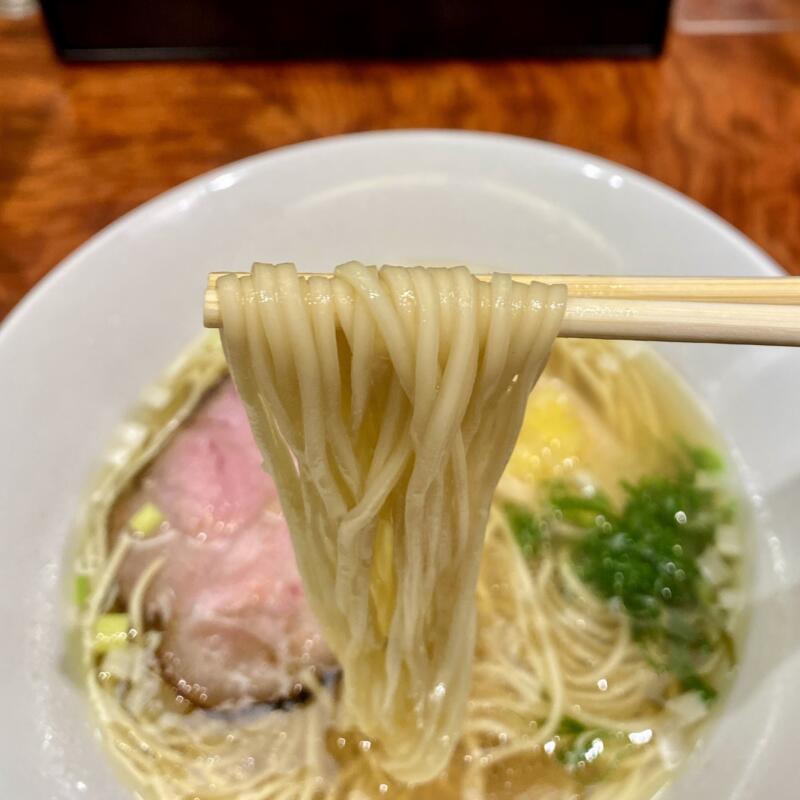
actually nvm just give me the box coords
[74,574,91,607]
[93,613,132,653]
[128,502,164,537]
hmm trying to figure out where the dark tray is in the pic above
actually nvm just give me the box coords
[41,0,672,62]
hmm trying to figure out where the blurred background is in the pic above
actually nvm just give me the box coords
[1,0,798,318]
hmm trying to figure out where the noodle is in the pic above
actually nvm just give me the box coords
[72,277,743,800]
[216,263,567,781]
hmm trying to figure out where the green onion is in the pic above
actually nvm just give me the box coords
[504,502,543,557]
[128,502,164,537]
[93,613,132,653]
[74,574,91,606]
[681,440,724,474]
[557,716,588,735]
[519,446,736,707]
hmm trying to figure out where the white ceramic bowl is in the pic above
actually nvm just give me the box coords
[1,131,798,798]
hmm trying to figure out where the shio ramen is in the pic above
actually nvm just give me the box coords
[71,265,745,800]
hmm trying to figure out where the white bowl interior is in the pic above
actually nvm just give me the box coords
[1,131,798,798]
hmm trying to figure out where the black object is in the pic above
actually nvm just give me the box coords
[40,0,672,62]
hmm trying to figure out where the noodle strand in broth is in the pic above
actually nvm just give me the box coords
[216,263,566,781]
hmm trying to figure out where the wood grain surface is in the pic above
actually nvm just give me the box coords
[1,12,798,320]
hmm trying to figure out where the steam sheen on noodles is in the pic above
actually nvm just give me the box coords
[216,263,567,781]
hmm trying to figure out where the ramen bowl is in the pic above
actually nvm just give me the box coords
[1,131,798,798]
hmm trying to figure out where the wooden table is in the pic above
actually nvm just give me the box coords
[1,12,798,320]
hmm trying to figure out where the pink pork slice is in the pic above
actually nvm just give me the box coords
[114,380,336,707]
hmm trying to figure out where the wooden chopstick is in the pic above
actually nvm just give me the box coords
[560,297,800,345]
[203,272,800,346]
[206,272,800,303]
